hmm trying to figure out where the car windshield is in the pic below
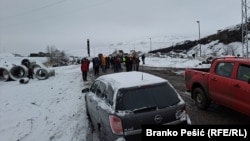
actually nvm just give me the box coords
[115,83,180,111]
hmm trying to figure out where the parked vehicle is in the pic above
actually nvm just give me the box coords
[184,56,250,116]
[83,71,191,141]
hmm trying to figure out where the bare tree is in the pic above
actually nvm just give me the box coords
[46,45,69,66]
[47,45,57,64]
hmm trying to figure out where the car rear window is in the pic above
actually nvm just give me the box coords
[115,83,180,111]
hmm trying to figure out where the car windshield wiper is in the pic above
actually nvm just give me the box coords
[133,105,157,113]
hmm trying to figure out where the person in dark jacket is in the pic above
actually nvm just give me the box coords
[135,57,140,71]
[28,66,34,79]
[92,57,100,75]
[81,58,89,81]
[141,54,145,64]
[113,56,119,72]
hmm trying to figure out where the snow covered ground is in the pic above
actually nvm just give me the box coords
[0,64,89,141]
[0,53,210,141]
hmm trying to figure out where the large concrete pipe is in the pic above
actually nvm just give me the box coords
[19,77,29,84]
[34,68,55,80]
[48,68,55,77]
[21,58,38,69]
[9,65,28,81]
[0,67,10,81]
[21,59,31,68]
[34,68,49,80]
[33,61,55,79]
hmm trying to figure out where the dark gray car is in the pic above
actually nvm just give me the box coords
[82,71,191,141]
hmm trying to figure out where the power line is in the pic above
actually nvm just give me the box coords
[0,0,114,27]
[0,0,68,21]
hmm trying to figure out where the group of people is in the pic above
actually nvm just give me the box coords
[80,53,146,82]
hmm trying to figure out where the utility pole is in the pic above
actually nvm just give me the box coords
[242,0,249,58]
[149,38,152,51]
[197,21,201,57]
[87,39,90,57]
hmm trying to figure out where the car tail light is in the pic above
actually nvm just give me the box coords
[109,115,123,135]
[175,106,187,121]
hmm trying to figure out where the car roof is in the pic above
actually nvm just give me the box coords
[213,56,250,64]
[97,71,167,91]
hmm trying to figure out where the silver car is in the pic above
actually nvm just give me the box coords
[82,71,191,141]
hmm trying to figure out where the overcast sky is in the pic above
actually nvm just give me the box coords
[0,0,241,56]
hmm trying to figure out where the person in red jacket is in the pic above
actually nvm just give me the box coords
[81,58,89,81]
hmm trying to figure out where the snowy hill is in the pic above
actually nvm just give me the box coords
[64,34,198,58]
[63,23,246,59]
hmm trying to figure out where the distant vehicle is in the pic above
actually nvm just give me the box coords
[82,71,190,141]
[184,56,250,116]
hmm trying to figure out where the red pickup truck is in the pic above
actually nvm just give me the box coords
[184,56,250,116]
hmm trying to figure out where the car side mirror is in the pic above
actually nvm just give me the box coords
[96,89,104,97]
[248,78,250,84]
[82,88,90,93]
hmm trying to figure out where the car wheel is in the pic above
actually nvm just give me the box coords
[193,87,210,110]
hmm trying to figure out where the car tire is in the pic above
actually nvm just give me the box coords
[193,87,210,110]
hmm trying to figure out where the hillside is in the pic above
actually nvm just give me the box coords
[149,23,243,54]
[49,23,246,59]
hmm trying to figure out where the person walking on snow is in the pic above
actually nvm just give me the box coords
[81,58,89,81]
[141,54,145,64]
[28,66,34,79]
[92,57,100,75]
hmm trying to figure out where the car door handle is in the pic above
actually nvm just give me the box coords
[210,77,217,81]
[233,83,240,88]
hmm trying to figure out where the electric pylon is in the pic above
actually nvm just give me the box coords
[242,0,250,57]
